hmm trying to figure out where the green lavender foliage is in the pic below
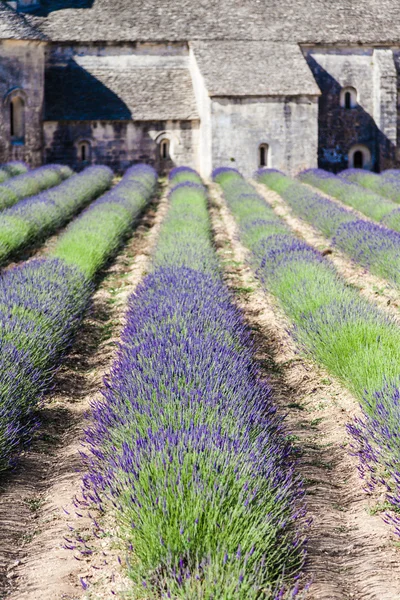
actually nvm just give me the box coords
[214,168,400,410]
[52,164,157,278]
[0,164,71,211]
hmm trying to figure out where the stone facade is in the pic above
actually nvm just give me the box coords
[3,1,400,174]
[209,96,318,178]
[43,119,199,173]
[305,47,399,173]
[0,39,44,166]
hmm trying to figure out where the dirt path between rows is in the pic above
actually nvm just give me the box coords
[208,182,400,600]
[251,180,400,322]
[0,185,169,600]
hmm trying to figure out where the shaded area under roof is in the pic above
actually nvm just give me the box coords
[191,42,320,96]
[24,0,400,44]
[0,1,45,40]
[44,55,199,121]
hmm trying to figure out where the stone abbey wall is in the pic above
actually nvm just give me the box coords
[0,39,44,166]
[209,96,319,178]
[1,31,400,175]
[305,47,399,172]
[43,119,199,173]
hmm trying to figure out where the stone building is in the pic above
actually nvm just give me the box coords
[0,0,400,176]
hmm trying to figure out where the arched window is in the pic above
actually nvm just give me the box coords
[340,86,358,109]
[160,139,170,160]
[348,144,371,170]
[259,144,269,168]
[10,96,25,143]
[78,141,91,162]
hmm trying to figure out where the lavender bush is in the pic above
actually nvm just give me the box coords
[0,165,113,266]
[259,169,400,286]
[82,168,306,598]
[0,164,156,472]
[53,164,157,277]
[0,258,92,472]
[340,168,400,204]
[0,161,28,183]
[215,168,400,529]
[298,168,397,222]
[0,164,72,211]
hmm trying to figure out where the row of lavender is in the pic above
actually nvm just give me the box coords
[215,168,400,535]
[0,164,157,473]
[258,169,400,287]
[0,161,28,184]
[298,168,400,231]
[0,163,72,211]
[0,166,113,266]
[82,167,306,598]
[341,168,400,204]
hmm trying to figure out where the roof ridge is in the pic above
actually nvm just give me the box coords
[0,1,46,40]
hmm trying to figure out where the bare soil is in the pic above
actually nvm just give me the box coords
[252,180,400,322]
[208,182,400,600]
[0,187,169,600]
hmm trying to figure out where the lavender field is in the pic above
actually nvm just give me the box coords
[1,162,400,599]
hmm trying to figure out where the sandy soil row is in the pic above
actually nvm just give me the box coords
[207,182,400,600]
[0,186,169,600]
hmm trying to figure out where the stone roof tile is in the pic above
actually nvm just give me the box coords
[25,0,400,44]
[191,42,320,96]
[0,1,45,40]
[44,55,199,121]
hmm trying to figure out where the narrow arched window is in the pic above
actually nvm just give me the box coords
[160,139,170,160]
[10,96,25,143]
[78,141,91,162]
[340,86,357,109]
[353,150,364,169]
[259,144,269,168]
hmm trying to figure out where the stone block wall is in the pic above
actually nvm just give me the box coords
[209,95,319,178]
[43,119,199,173]
[0,39,45,166]
[305,46,399,172]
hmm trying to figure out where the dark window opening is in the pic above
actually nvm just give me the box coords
[345,91,351,109]
[10,101,14,137]
[10,96,25,143]
[78,141,90,162]
[160,139,169,160]
[354,150,364,169]
[259,144,269,168]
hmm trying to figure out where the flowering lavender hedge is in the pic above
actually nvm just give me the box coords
[0,164,72,211]
[52,164,157,278]
[82,167,306,598]
[215,168,400,527]
[340,168,400,204]
[0,166,113,266]
[298,168,397,222]
[382,169,400,180]
[0,258,92,472]
[0,164,156,473]
[0,161,28,184]
[258,169,400,286]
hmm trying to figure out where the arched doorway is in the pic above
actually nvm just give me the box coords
[348,145,372,170]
